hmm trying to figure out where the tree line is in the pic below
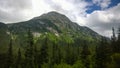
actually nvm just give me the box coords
[0,27,120,68]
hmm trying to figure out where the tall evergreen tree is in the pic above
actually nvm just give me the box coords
[6,38,13,68]
[95,37,111,68]
[52,42,58,64]
[34,45,38,68]
[38,36,48,68]
[111,27,117,53]
[24,29,34,68]
[16,48,22,68]
[111,27,116,41]
[116,27,120,52]
[52,42,61,65]
[65,43,73,65]
[81,41,91,68]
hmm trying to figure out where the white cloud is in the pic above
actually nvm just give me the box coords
[0,0,89,23]
[0,0,119,37]
[0,0,34,23]
[92,0,111,9]
[82,3,120,37]
[43,0,89,22]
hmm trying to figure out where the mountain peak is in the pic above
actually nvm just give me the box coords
[33,11,71,22]
[45,11,63,15]
[7,11,101,41]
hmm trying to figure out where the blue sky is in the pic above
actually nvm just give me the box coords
[86,0,120,13]
[0,0,120,37]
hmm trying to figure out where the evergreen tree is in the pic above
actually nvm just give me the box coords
[110,27,120,68]
[6,38,13,68]
[116,27,120,52]
[81,41,91,68]
[52,42,58,64]
[111,27,117,53]
[38,36,49,68]
[34,45,38,68]
[24,29,34,68]
[16,48,22,68]
[111,27,116,41]
[52,42,61,64]
[95,37,111,68]
[65,43,73,65]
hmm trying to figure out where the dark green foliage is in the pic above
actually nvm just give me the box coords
[34,45,38,68]
[37,36,49,68]
[81,41,91,68]
[52,42,61,64]
[111,53,120,68]
[95,37,112,68]
[108,28,120,68]
[116,28,120,53]
[6,38,13,68]
[1,23,120,68]
[24,29,34,68]
[15,48,22,68]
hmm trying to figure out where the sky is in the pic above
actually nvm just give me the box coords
[0,0,120,37]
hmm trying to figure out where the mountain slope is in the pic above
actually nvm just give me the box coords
[7,11,101,41]
[0,22,10,53]
[0,11,103,53]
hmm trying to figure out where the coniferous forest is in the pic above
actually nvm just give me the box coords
[0,0,120,68]
[0,27,120,68]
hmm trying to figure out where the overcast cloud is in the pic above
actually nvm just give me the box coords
[0,0,120,37]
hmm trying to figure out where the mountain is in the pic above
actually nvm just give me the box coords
[0,11,103,54]
[7,11,101,41]
[0,12,115,68]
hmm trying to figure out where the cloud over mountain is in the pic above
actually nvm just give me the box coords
[85,3,120,37]
[0,0,120,37]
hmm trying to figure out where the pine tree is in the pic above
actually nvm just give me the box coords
[6,38,13,68]
[81,41,91,68]
[95,37,111,68]
[111,27,117,53]
[108,28,120,68]
[117,28,120,41]
[34,45,38,68]
[111,27,116,41]
[52,42,57,64]
[16,48,22,68]
[38,36,48,68]
[116,27,120,52]
[24,29,34,68]
[52,42,61,64]
[65,43,72,65]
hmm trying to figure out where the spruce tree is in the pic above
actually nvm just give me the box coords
[65,43,72,65]
[81,41,91,68]
[16,48,22,68]
[52,42,61,64]
[38,36,48,68]
[24,29,34,68]
[116,27,120,52]
[95,37,111,68]
[111,27,117,53]
[52,42,57,64]
[6,38,13,68]
[111,27,116,41]
[34,45,38,68]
